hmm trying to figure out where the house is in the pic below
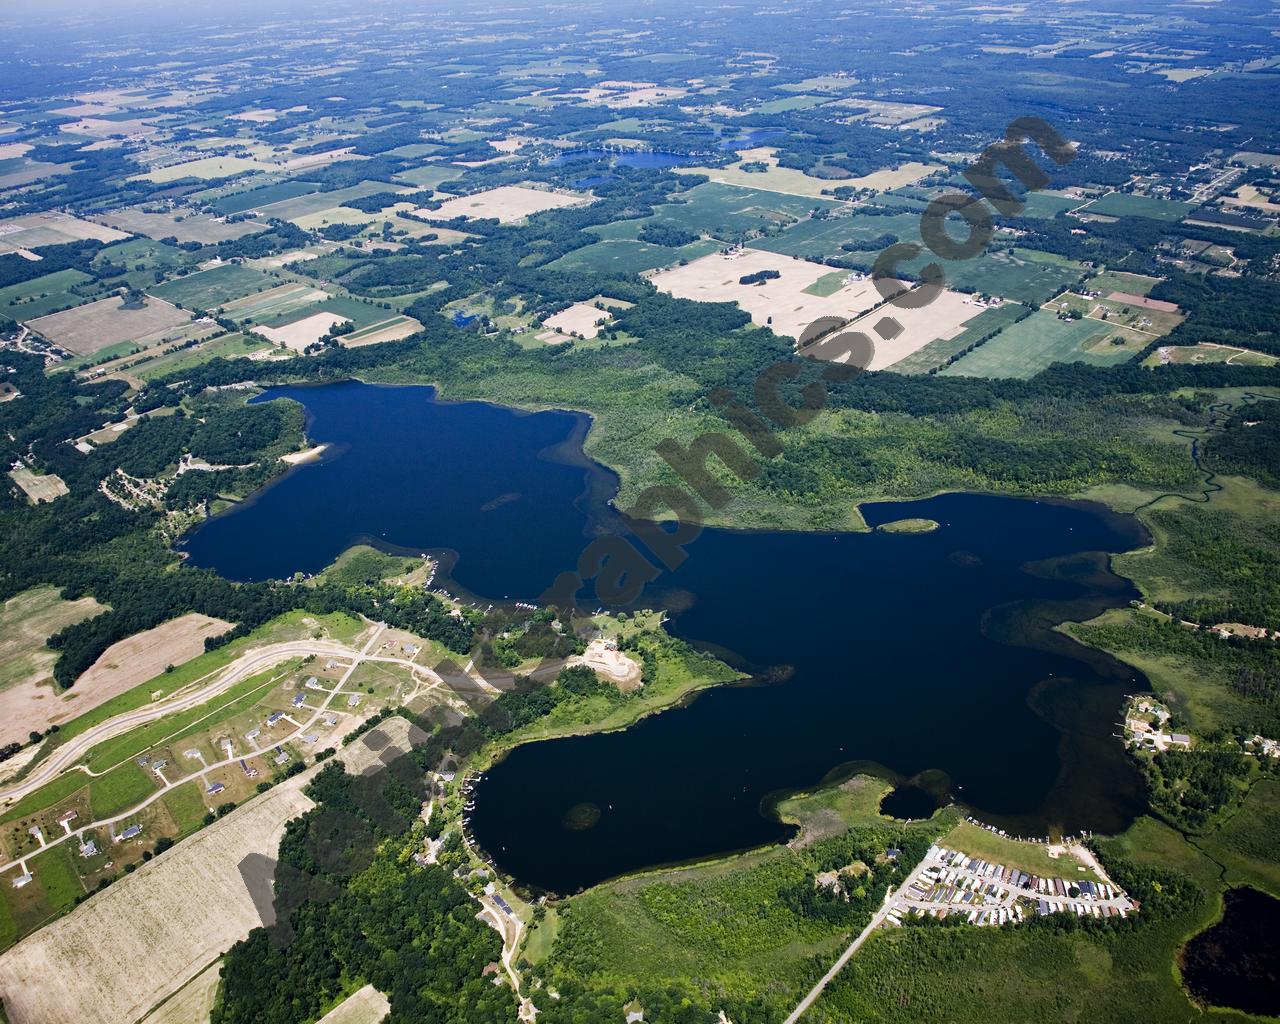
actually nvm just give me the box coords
[347,694,361,707]
[322,713,338,727]
[274,751,290,765]
[291,693,306,708]
[79,840,98,858]
[57,810,78,825]
[245,728,261,741]
[119,825,142,841]
[1170,733,1192,748]
[12,873,32,889]
[266,711,284,726]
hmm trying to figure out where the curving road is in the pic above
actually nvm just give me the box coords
[0,639,356,806]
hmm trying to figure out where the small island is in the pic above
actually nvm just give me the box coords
[876,517,940,534]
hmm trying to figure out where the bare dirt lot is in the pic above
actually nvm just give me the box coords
[73,614,233,704]
[649,248,884,340]
[0,781,315,1024]
[417,185,588,224]
[8,468,68,505]
[26,295,191,355]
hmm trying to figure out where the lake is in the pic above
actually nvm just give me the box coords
[183,381,1152,893]
[1181,887,1280,1016]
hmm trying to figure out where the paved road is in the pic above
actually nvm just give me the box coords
[0,639,355,806]
[781,863,926,1024]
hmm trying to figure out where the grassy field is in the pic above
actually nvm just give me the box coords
[546,237,720,275]
[941,309,1139,379]
[0,586,105,693]
[1197,779,1280,899]
[0,269,100,321]
[1081,192,1198,222]
[253,294,400,331]
[149,264,272,310]
[211,180,319,216]
[640,181,836,241]
[1091,270,1162,296]
[885,303,1028,374]
[132,332,272,380]
[751,210,923,259]
[941,821,1081,877]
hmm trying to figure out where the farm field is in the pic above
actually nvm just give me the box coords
[681,148,935,200]
[0,213,127,254]
[92,207,265,245]
[940,309,1143,379]
[750,209,923,259]
[650,247,884,341]
[898,246,1087,305]
[0,780,316,1024]
[546,237,720,275]
[1078,192,1198,222]
[0,588,107,746]
[219,281,330,323]
[149,264,273,310]
[804,289,988,371]
[641,181,835,241]
[139,961,222,1024]
[418,184,588,224]
[210,179,319,215]
[26,295,192,355]
[886,303,1029,374]
[0,269,101,321]
[393,163,464,189]
[256,311,350,352]
[542,301,613,339]
[252,181,405,222]
[73,614,233,711]
[1089,270,1162,295]
[132,332,272,379]
[132,155,277,183]
[1016,190,1082,218]
[316,985,391,1024]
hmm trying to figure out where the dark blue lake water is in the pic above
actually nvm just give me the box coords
[719,128,785,149]
[182,381,1151,892]
[549,149,700,170]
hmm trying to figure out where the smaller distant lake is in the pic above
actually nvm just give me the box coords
[574,174,615,188]
[549,149,700,170]
[880,785,938,821]
[719,128,785,149]
[1181,887,1280,1016]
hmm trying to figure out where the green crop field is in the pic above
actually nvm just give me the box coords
[886,303,1029,374]
[255,294,399,330]
[0,269,101,321]
[1090,270,1162,296]
[640,181,835,241]
[212,180,319,216]
[895,247,1086,305]
[941,309,1137,379]
[546,237,720,275]
[1081,192,1198,222]
[751,210,922,259]
[133,333,271,380]
[149,264,272,310]
[1017,191,1082,218]
[254,180,402,221]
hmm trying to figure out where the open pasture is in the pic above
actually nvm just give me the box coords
[1143,343,1277,368]
[750,209,923,260]
[642,181,834,241]
[220,281,330,323]
[27,295,191,355]
[650,248,885,341]
[1078,192,1197,222]
[1089,270,1161,296]
[253,181,406,222]
[93,208,264,245]
[1045,291,1184,338]
[417,184,588,224]
[132,332,272,380]
[132,155,277,184]
[211,180,319,216]
[940,309,1143,379]
[885,303,1029,374]
[149,263,272,310]
[0,213,127,254]
[0,269,100,321]
[893,246,1086,305]
[549,237,721,275]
